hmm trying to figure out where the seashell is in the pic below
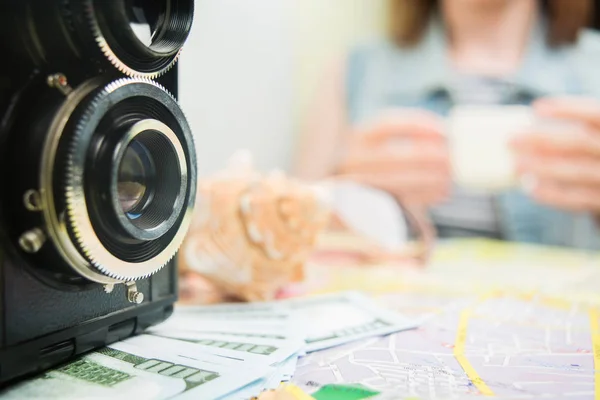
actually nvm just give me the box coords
[178,153,331,302]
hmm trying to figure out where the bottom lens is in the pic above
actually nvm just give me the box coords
[118,139,154,216]
[50,78,197,282]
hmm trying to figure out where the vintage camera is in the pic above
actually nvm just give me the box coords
[0,0,197,385]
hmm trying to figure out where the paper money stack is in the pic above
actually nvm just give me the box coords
[1,292,416,399]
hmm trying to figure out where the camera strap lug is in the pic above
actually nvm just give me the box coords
[46,73,73,96]
[23,189,42,211]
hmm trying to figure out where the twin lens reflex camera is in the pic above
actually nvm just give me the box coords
[0,0,197,385]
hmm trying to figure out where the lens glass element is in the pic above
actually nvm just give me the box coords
[111,123,186,241]
[127,0,165,48]
[117,140,155,218]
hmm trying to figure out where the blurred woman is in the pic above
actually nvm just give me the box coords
[294,0,600,249]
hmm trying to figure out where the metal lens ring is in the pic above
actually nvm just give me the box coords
[85,0,194,77]
[57,78,196,281]
[110,119,187,241]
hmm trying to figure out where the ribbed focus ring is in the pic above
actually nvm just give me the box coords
[83,0,194,78]
[62,78,196,280]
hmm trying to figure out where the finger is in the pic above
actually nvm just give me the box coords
[516,155,600,186]
[343,172,450,198]
[401,190,450,206]
[529,179,600,213]
[340,146,450,174]
[511,131,600,158]
[357,112,446,144]
[534,96,600,130]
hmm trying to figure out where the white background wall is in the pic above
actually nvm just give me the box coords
[179,0,387,176]
[292,0,387,127]
[179,0,295,176]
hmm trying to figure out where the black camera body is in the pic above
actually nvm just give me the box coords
[0,0,196,385]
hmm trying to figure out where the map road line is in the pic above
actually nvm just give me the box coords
[454,308,494,396]
[588,308,600,400]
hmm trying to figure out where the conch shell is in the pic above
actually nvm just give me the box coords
[178,151,331,302]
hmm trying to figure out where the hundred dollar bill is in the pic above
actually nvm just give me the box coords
[176,301,286,315]
[0,336,269,400]
[174,310,291,321]
[147,330,305,367]
[279,291,418,352]
[124,334,289,383]
[149,312,305,344]
[278,354,299,380]
[222,354,301,400]
[152,312,295,332]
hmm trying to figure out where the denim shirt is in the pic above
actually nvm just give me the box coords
[345,18,600,250]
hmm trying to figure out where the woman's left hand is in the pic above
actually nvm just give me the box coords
[512,97,600,213]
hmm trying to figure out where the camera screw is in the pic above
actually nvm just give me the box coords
[47,73,73,96]
[129,291,144,304]
[126,282,144,304]
[23,189,42,212]
[19,228,46,253]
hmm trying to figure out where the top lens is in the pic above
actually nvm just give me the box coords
[89,0,195,77]
[0,0,194,78]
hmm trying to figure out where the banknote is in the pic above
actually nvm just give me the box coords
[224,355,302,400]
[148,330,305,367]
[0,336,269,400]
[176,301,285,315]
[168,327,302,341]
[278,354,299,380]
[137,333,299,367]
[260,354,301,391]
[152,311,297,332]
[149,311,305,342]
[121,334,256,368]
[174,309,291,321]
[162,291,415,354]
[279,291,418,352]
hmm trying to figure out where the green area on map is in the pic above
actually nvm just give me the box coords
[311,384,380,400]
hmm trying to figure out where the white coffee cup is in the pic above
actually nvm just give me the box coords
[446,105,535,192]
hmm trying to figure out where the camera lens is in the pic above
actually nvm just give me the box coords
[12,76,199,283]
[1,0,194,78]
[100,0,194,76]
[118,140,154,215]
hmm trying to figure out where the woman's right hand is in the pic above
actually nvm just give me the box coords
[336,109,451,206]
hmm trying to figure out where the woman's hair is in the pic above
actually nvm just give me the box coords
[389,0,595,47]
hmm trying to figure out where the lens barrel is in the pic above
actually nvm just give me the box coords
[0,0,194,78]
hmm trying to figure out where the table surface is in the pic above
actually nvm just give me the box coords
[290,237,600,399]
